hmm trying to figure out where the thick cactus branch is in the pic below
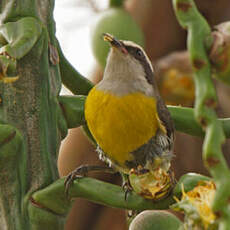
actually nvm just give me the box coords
[173,0,230,227]
[31,173,209,215]
[33,177,174,212]
[0,1,68,228]
[57,94,230,138]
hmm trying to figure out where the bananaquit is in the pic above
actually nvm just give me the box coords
[66,33,174,200]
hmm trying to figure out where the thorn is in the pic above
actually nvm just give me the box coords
[177,2,192,12]
[205,98,216,108]
[206,157,220,167]
[193,58,206,70]
[199,117,208,128]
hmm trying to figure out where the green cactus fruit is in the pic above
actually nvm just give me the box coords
[91,8,145,68]
[129,210,182,230]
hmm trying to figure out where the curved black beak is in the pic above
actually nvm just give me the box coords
[103,33,128,54]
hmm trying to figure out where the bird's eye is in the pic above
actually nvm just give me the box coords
[136,49,143,57]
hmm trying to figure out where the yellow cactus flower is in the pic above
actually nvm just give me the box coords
[173,181,217,230]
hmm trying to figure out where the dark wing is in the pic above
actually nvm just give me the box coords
[156,93,174,140]
[151,72,174,141]
[125,130,173,171]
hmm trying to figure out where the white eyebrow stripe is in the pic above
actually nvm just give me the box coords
[122,40,153,72]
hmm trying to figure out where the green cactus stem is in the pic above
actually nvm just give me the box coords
[28,202,65,230]
[0,124,26,228]
[109,0,125,8]
[57,94,230,138]
[173,0,230,228]
[57,41,93,95]
[0,0,68,228]
[58,95,86,129]
[168,106,230,138]
[0,17,42,84]
[31,173,210,215]
[0,17,42,59]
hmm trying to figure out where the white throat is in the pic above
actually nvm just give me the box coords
[97,49,154,97]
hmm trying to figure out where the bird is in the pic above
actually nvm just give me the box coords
[65,33,175,200]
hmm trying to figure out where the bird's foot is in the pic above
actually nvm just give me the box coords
[64,165,115,197]
[64,165,89,196]
[122,179,133,201]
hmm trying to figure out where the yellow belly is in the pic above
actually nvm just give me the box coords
[84,87,159,166]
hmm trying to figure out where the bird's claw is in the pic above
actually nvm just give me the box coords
[64,165,89,197]
[122,181,133,201]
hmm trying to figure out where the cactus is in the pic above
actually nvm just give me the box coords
[0,0,68,228]
[1,0,230,229]
[173,0,230,229]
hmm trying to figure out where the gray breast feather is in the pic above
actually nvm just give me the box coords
[95,130,173,173]
[125,130,174,170]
